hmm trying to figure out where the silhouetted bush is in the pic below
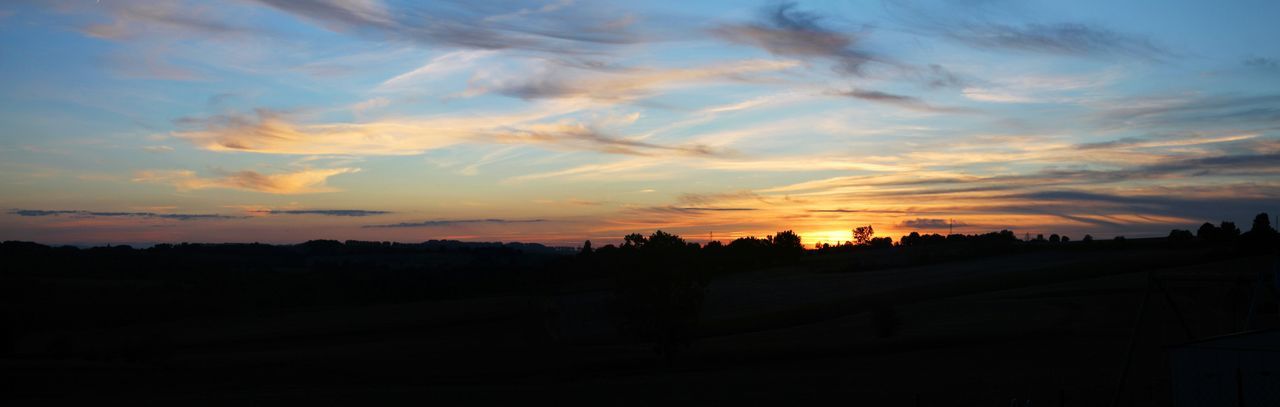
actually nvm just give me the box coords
[1168,229,1194,241]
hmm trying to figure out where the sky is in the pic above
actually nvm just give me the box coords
[1,0,1279,247]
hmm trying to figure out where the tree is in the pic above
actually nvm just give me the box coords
[644,230,685,251]
[1219,221,1241,239]
[1250,213,1276,235]
[853,225,874,246]
[773,230,802,251]
[1049,234,1061,243]
[901,231,922,246]
[623,233,647,248]
[772,230,804,261]
[1168,229,1194,241]
[1083,234,1094,242]
[580,240,593,255]
[868,236,893,248]
[1196,222,1219,240]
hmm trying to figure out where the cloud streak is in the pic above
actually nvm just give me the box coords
[251,0,656,53]
[10,209,242,221]
[174,109,723,157]
[364,218,547,228]
[254,209,392,217]
[835,89,976,113]
[713,2,878,75]
[886,0,1170,60]
[133,167,359,194]
[899,218,966,229]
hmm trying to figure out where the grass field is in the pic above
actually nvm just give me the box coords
[4,247,1276,405]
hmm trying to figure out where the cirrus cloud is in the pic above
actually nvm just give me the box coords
[133,167,359,194]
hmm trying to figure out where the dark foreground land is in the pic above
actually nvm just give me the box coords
[2,236,1278,405]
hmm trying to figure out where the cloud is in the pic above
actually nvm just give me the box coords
[1244,56,1279,70]
[251,0,655,53]
[364,218,547,228]
[1075,132,1258,150]
[464,59,800,102]
[493,122,721,156]
[886,0,1169,60]
[899,218,966,229]
[10,209,242,221]
[133,167,358,194]
[80,1,261,40]
[175,109,719,157]
[376,50,496,90]
[834,89,976,113]
[809,208,910,214]
[1097,94,1280,129]
[950,23,1167,59]
[173,109,468,155]
[142,145,175,153]
[634,206,759,216]
[713,2,878,75]
[254,209,391,216]
[1000,190,1280,226]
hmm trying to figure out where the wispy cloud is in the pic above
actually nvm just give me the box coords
[142,145,175,153]
[10,209,242,221]
[713,2,878,75]
[254,209,392,216]
[493,122,722,157]
[463,59,800,102]
[886,0,1170,60]
[174,109,720,157]
[834,89,976,113]
[1096,93,1280,129]
[1245,56,1279,71]
[251,0,656,53]
[899,218,966,229]
[133,167,359,194]
[1075,132,1259,150]
[376,50,496,91]
[80,1,261,40]
[364,218,547,228]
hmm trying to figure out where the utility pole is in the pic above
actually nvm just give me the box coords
[949,219,953,235]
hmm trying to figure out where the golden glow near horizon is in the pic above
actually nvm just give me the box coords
[1,1,1279,246]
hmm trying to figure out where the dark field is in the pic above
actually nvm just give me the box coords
[3,238,1278,405]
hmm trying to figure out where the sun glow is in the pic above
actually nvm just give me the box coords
[803,229,856,247]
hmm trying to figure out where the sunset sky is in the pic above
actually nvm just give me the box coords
[2,0,1278,246]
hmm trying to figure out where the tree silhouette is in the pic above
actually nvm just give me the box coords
[1250,213,1275,235]
[623,233,647,248]
[1196,222,1219,240]
[772,230,804,261]
[1219,221,1241,239]
[1168,229,1193,241]
[853,225,874,246]
[868,236,893,248]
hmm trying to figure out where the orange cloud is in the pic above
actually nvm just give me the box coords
[133,167,358,194]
